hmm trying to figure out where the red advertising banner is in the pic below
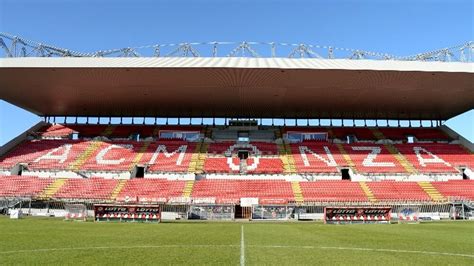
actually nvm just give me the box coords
[94,204,161,222]
[324,206,391,224]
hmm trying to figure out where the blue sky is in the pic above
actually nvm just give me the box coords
[0,0,472,144]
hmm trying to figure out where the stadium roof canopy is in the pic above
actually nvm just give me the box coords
[0,57,473,120]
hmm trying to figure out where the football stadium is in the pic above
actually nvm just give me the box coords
[0,6,474,264]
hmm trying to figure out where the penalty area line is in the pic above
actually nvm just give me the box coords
[248,245,474,259]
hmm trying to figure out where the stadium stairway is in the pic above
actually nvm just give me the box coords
[278,143,297,174]
[418,181,445,201]
[291,181,304,204]
[129,141,151,171]
[328,127,357,171]
[335,143,357,172]
[370,128,417,174]
[68,141,102,171]
[182,180,194,198]
[359,181,377,203]
[37,178,67,199]
[110,180,127,200]
[188,142,201,173]
[276,129,297,173]
[196,143,209,173]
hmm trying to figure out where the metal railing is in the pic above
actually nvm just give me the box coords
[1,32,472,62]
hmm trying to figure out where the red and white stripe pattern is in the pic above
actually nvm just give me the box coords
[100,213,160,220]
[329,214,389,221]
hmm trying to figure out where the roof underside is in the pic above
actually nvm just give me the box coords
[0,58,473,120]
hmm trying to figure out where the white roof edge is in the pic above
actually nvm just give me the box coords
[0,57,473,73]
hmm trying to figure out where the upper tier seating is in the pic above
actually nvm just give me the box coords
[0,140,88,170]
[0,175,53,197]
[204,142,283,174]
[38,124,76,137]
[191,179,294,203]
[37,124,202,139]
[284,127,375,140]
[81,141,145,171]
[1,125,471,175]
[116,179,185,202]
[0,139,197,173]
[53,178,118,200]
[299,181,368,201]
[105,125,157,138]
[431,180,474,200]
[378,127,450,140]
[38,125,108,138]
[342,144,406,173]
[138,140,196,172]
[290,143,345,173]
[395,143,473,173]
[366,181,431,201]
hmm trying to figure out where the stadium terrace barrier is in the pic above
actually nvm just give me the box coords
[324,206,391,224]
[94,204,161,222]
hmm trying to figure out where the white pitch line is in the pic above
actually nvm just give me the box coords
[1,243,472,259]
[0,244,238,255]
[240,225,245,266]
[249,245,474,259]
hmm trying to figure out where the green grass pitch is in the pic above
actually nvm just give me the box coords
[0,217,473,265]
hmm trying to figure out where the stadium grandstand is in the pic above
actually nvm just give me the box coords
[0,33,473,221]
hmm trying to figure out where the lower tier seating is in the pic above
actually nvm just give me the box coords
[431,180,474,200]
[0,175,53,197]
[191,179,294,203]
[1,176,473,202]
[53,178,119,200]
[116,179,186,202]
[366,181,431,201]
[299,181,368,202]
